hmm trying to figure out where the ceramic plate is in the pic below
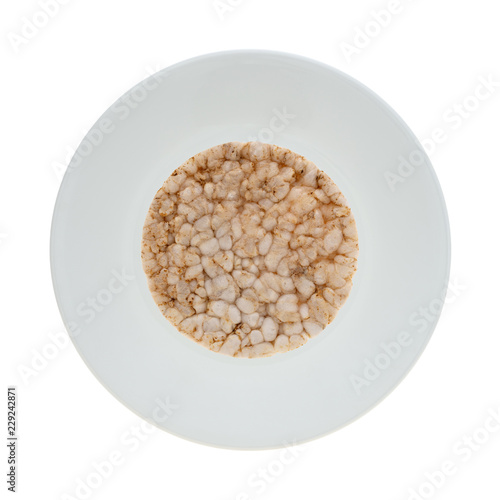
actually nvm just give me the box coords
[51,50,450,449]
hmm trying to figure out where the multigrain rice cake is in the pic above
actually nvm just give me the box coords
[141,141,358,358]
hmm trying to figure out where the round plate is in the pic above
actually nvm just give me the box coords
[51,50,450,449]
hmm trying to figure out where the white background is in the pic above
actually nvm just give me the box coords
[1,0,499,499]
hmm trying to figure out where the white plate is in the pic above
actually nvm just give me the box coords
[51,50,450,449]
